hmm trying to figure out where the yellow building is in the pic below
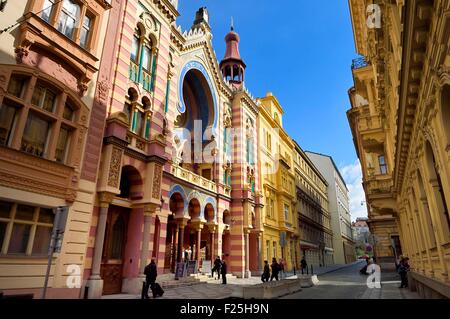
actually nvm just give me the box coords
[347,0,450,298]
[257,93,299,271]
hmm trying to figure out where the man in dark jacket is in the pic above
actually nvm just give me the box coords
[399,257,410,288]
[212,256,222,280]
[143,259,157,299]
[221,258,227,284]
[270,258,280,281]
[300,256,307,274]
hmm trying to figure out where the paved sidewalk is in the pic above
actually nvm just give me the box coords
[281,261,421,299]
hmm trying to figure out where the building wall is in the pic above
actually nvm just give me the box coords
[0,0,112,297]
[347,0,450,298]
[306,152,355,264]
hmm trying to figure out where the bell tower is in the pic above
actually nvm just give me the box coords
[220,20,246,88]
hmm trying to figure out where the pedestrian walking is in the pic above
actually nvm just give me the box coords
[398,257,410,288]
[212,256,222,279]
[270,258,280,281]
[279,258,285,279]
[221,257,227,284]
[300,256,307,274]
[143,259,161,298]
[261,260,270,282]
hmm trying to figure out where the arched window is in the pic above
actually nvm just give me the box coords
[1,68,86,164]
[129,28,155,92]
[131,29,141,62]
[425,141,450,233]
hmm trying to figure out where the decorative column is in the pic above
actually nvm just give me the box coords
[87,192,114,298]
[196,226,202,261]
[257,232,263,274]
[139,205,156,276]
[207,223,217,262]
[245,229,250,278]
[171,223,179,271]
[176,218,189,262]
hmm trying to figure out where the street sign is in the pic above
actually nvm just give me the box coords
[202,260,212,275]
[186,260,198,276]
[175,262,186,280]
[42,206,70,298]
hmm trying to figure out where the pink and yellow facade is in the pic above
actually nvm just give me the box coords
[0,0,329,299]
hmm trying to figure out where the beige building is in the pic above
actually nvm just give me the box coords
[0,0,112,297]
[294,143,333,268]
[306,151,355,265]
[347,0,450,298]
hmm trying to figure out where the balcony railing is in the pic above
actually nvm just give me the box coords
[351,56,370,70]
[171,165,217,193]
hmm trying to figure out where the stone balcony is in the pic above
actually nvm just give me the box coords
[358,107,383,134]
[364,174,397,211]
[171,165,217,193]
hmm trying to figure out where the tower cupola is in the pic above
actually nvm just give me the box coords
[220,20,246,87]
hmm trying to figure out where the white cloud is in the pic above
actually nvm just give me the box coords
[340,159,368,222]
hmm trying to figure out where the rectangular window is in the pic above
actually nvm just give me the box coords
[378,155,387,174]
[0,201,55,256]
[142,46,151,71]
[266,240,270,260]
[32,84,57,113]
[55,126,71,163]
[273,241,277,259]
[21,113,51,158]
[41,0,55,22]
[57,0,80,40]
[0,102,17,146]
[131,35,140,62]
[63,102,75,121]
[7,75,27,98]
[32,225,52,255]
[79,14,92,49]
[8,223,31,254]
[284,204,289,222]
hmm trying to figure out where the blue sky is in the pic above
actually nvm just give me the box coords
[176,1,367,220]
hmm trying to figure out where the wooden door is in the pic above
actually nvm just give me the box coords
[100,206,129,295]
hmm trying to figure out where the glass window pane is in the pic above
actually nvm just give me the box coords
[31,85,45,106]
[21,113,50,158]
[41,0,54,22]
[8,223,31,254]
[55,127,70,163]
[135,112,143,135]
[38,208,54,224]
[7,76,27,98]
[142,47,151,70]
[0,201,12,219]
[57,11,68,33]
[63,103,74,121]
[63,17,76,38]
[131,36,139,61]
[0,221,7,250]
[0,102,17,146]
[15,205,35,221]
[42,89,56,112]
[32,226,52,255]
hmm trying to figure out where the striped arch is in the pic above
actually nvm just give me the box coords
[169,184,188,208]
[202,196,217,221]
